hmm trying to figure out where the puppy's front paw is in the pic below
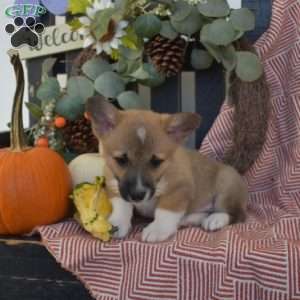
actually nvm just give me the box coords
[109,212,132,238]
[109,197,133,239]
[142,221,176,242]
[201,212,230,231]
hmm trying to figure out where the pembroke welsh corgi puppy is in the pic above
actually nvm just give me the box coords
[86,96,248,242]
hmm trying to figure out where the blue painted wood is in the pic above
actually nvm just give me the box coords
[151,76,182,113]
[243,0,272,42]
[195,63,225,148]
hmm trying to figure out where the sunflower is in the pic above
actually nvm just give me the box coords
[78,0,128,55]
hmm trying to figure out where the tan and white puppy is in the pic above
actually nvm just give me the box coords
[86,96,248,242]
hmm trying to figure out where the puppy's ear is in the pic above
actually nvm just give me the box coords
[164,113,201,143]
[86,96,121,137]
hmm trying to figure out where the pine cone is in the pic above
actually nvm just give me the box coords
[146,35,186,77]
[62,117,98,154]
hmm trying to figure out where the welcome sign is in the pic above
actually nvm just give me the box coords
[19,23,84,60]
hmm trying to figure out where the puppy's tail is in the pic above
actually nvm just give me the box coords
[223,39,271,174]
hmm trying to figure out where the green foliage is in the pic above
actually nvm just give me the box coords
[36,77,60,103]
[41,58,56,78]
[68,18,82,31]
[139,63,165,87]
[197,0,230,17]
[91,8,116,40]
[55,95,84,121]
[82,57,113,81]
[171,9,203,36]
[67,76,94,101]
[235,51,263,82]
[117,0,148,18]
[230,8,255,31]
[94,72,125,98]
[202,42,223,63]
[221,45,237,71]
[191,49,214,70]
[68,0,91,14]
[117,91,147,109]
[133,14,162,39]
[25,102,43,119]
[130,66,150,80]
[201,19,236,46]
[171,1,192,22]
[112,45,145,82]
[119,46,143,60]
[65,0,263,108]
[160,21,178,40]
[115,57,141,78]
[121,27,141,50]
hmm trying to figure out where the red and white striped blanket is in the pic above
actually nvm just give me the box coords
[39,0,300,299]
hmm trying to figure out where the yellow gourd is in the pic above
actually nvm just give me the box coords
[72,177,114,241]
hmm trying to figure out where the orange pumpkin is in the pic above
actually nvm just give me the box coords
[0,51,72,235]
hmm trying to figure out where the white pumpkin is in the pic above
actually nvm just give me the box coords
[69,153,106,187]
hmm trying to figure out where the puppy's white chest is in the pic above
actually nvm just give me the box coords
[133,197,156,218]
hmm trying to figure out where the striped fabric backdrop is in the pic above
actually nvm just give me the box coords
[39,0,300,299]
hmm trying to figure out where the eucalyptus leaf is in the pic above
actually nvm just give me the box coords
[202,42,223,62]
[171,0,192,22]
[235,51,263,82]
[130,66,150,80]
[91,8,115,39]
[117,91,147,109]
[36,77,60,102]
[95,71,125,98]
[119,46,143,60]
[67,76,94,102]
[139,63,165,87]
[82,57,112,80]
[230,8,255,31]
[114,59,127,74]
[171,9,203,36]
[191,49,214,70]
[55,95,84,121]
[234,30,244,41]
[133,14,161,39]
[42,57,57,77]
[197,0,230,17]
[221,45,237,71]
[160,21,178,40]
[116,57,141,76]
[25,102,43,119]
[200,19,235,46]
[121,27,141,50]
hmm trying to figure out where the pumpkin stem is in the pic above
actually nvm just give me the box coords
[8,50,28,151]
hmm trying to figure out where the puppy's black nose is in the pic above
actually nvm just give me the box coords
[129,189,147,202]
[120,169,155,202]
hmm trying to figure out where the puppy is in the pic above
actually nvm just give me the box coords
[86,96,247,242]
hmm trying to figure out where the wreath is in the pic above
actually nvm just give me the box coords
[27,0,269,173]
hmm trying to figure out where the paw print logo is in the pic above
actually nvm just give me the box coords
[5,16,45,48]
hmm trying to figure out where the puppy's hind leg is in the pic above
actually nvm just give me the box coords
[180,212,208,227]
[201,190,247,232]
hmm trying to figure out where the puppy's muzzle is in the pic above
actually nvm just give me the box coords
[120,170,154,202]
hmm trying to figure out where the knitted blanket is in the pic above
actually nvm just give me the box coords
[39,0,300,299]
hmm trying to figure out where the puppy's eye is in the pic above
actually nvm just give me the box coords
[150,155,164,168]
[114,154,129,167]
